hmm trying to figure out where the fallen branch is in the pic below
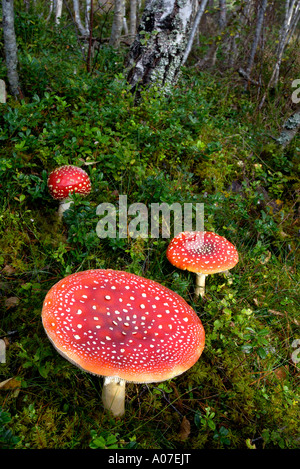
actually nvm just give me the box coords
[238,68,261,86]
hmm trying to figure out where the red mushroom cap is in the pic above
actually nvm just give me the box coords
[47,165,91,200]
[42,269,205,383]
[167,231,239,275]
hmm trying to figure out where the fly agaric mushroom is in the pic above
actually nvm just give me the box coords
[47,165,91,219]
[166,231,239,298]
[41,269,205,417]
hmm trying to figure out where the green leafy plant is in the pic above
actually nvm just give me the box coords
[89,430,137,449]
[0,408,20,449]
[194,407,216,431]
[213,426,231,447]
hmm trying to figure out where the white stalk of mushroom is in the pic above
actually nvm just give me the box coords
[41,269,205,417]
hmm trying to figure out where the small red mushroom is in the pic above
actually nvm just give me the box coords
[167,231,239,298]
[47,165,91,219]
[41,269,205,417]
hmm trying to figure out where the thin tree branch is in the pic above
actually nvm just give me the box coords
[182,0,209,66]
[87,0,94,72]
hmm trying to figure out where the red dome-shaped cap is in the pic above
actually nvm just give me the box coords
[42,269,205,383]
[47,165,91,200]
[167,231,239,275]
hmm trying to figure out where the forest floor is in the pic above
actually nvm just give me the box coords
[0,13,299,450]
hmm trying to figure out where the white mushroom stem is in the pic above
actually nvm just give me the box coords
[195,273,206,298]
[58,199,72,219]
[102,377,126,417]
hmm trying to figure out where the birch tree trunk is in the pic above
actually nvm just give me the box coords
[129,0,137,37]
[55,0,63,24]
[259,0,300,109]
[2,0,22,98]
[273,0,300,86]
[194,0,248,70]
[109,0,124,47]
[85,0,91,34]
[46,0,54,21]
[229,0,252,68]
[126,0,197,97]
[122,5,129,36]
[245,0,268,79]
[218,0,226,29]
[73,0,88,35]
[182,0,209,66]
[0,79,6,103]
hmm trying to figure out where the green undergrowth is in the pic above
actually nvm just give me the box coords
[0,11,299,449]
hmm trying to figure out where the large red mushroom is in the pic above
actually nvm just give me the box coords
[167,231,239,298]
[41,269,205,417]
[47,165,91,219]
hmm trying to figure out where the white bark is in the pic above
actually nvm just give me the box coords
[126,0,197,96]
[73,0,88,35]
[238,67,260,86]
[287,4,300,41]
[0,79,6,103]
[0,339,6,363]
[273,0,300,86]
[2,0,22,98]
[182,0,209,66]
[245,0,268,78]
[129,0,137,37]
[259,0,300,108]
[122,1,128,35]
[218,0,226,29]
[229,0,252,68]
[46,0,54,21]
[85,0,91,34]
[55,0,63,24]
[109,0,124,47]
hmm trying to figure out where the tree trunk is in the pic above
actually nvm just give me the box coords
[2,0,22,98]
[85,0,91,34]
[228,0,252,68]
[46,0,54,21]
[109,0,125,48]
[0,79,7,103]
[129,0,137,37]
[73,0,88,35]
[259,0,300,109]
[218,0,226,29]
[121,0,128,35]
[245,0,268,79]
[55,0,63,24]
[182,0,209,66]
[126,0,197,97]
[273,0,300,86]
